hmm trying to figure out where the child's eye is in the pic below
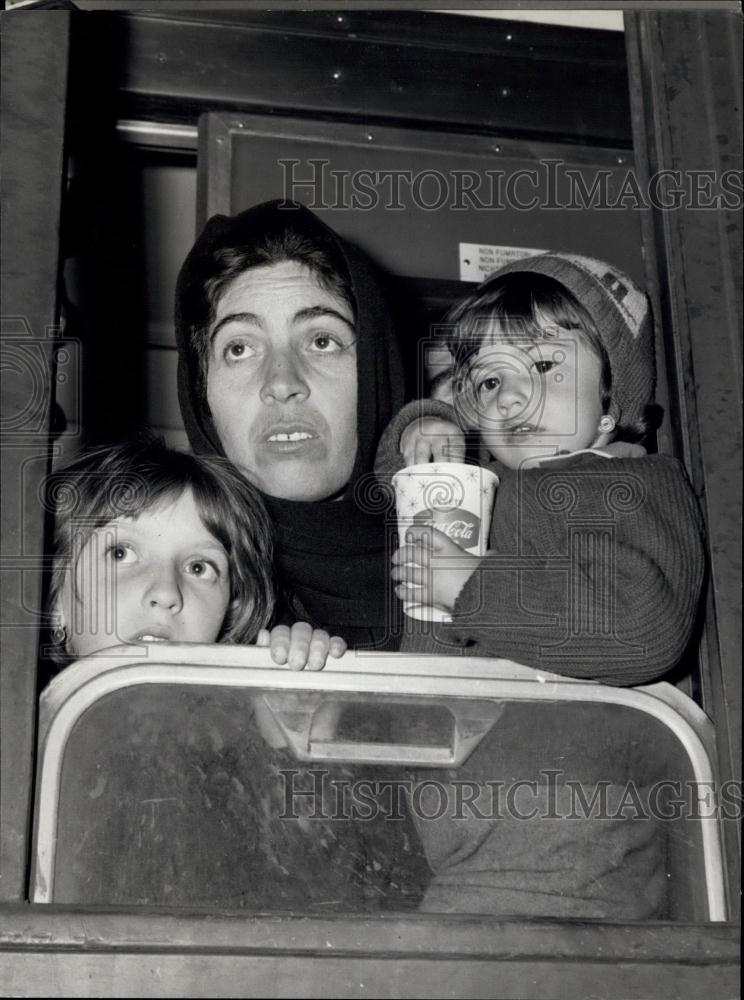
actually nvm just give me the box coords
[477,375,501,396]
[185,559,219,582]
[531,359,556,375]
[106,544,136,564]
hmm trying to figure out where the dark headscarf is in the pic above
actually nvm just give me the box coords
[175,200,405,649]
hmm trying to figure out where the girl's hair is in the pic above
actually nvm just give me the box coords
[45,436,275,662]
[443,271,617,430]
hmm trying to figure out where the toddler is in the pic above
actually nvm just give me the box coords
[375,254,707,918]
[380,253,705,682]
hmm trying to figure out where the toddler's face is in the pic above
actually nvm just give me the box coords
[58,488,231,659]
[463,325,605,469]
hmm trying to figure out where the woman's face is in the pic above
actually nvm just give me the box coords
[57,489,231,658]
[206,260,358,501]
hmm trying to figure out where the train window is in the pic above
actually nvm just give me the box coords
[1,5,739,996]
[32,647,726,923]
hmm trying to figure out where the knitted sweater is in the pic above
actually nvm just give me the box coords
[376,399,706,686]
[407,699,687,919]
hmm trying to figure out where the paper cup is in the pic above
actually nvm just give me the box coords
[392,462,499,621]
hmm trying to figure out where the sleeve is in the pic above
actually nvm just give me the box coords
[373,398,460,479]
[442,456,707,686]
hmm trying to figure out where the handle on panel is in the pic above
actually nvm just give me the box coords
[258,692,504,768]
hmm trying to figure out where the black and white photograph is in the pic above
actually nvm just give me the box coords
[1,1,741,997]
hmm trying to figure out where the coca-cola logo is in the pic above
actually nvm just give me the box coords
[440,519,475,542]
[412,506,481,551]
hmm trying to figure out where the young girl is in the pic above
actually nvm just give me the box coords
[42,437,429,911]
[372,253,707,919]
[46,436,345,670]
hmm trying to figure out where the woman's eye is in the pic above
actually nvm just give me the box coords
[223,340,256,362]
[185,559,219,581]
[532,359,556,375]
[308,332,344,353]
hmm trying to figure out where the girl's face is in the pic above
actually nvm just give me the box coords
[58,488,231,659]
[463,322,606,470]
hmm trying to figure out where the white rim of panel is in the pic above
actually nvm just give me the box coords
[33,645,726,919]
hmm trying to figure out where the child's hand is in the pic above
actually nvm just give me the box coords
[255,623,347,670]
[400,417,466,467]
[392,526,481,613]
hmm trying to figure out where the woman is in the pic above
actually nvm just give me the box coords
[176,199,406,647]
[173,203,428,912]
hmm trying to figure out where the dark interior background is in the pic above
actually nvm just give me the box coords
[57,8,641,456]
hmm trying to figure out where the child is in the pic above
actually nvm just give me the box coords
[42,437,428,911]
[380,253,705,683]
[374,253,707,918]
[47,436,345,670]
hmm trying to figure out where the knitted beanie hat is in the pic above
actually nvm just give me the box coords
[485,253,655,431]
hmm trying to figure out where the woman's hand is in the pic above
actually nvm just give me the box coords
[392,525,481,612]
[255,623,347,670]
[400,417,466,467]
